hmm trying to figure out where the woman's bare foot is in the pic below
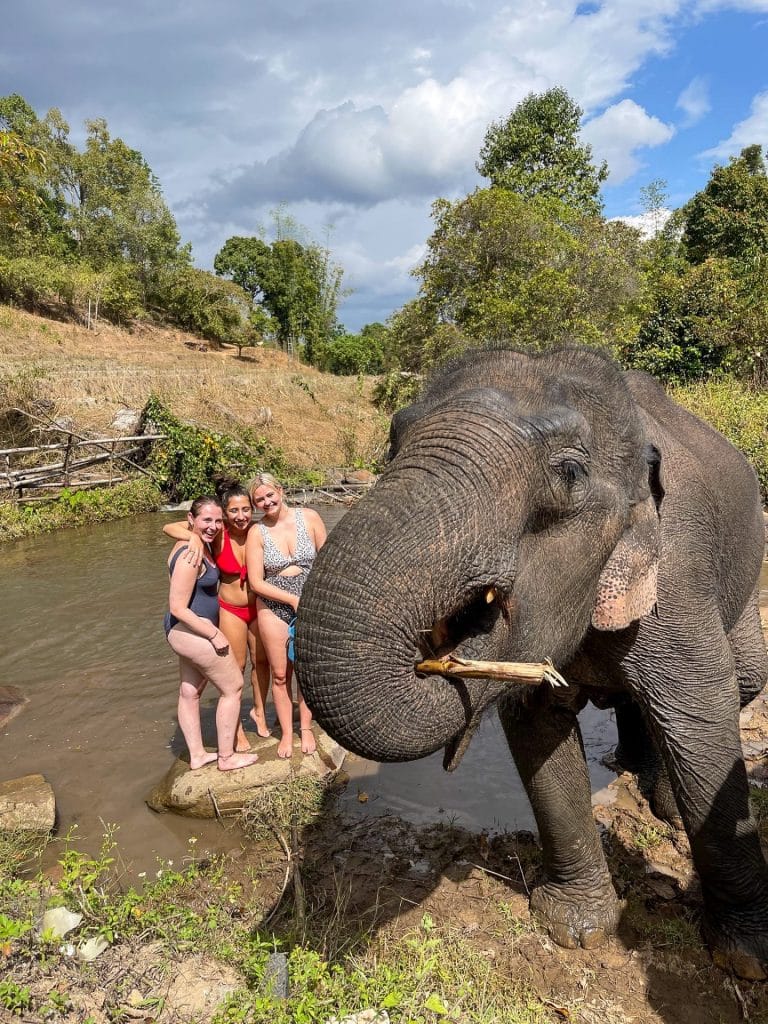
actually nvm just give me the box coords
[217,751,259,771]
[300,727,316,755]
[235,724,252,752]
[249,707,272,739]
[189,751,219,770]
[277,732,294,759]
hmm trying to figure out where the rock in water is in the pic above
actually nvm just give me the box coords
[145,728,346,818]
[0,774,56,834]
[0,685,29,729]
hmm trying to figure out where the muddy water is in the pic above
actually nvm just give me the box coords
[1,511,765,876]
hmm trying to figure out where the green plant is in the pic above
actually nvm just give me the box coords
[633,824,667,850]
[0,913,33,943]
[0,980,32,1016]
[672,377,768,500]
[372,369,423,413]
[0,478,162,543]
[141,394,290,501]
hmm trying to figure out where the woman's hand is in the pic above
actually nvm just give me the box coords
[181,533,205,567]
[210,629,230,656]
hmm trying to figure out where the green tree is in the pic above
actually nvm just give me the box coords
[214,219,345,360]
[477,87,608,216]
[0,130,47,235]
[71,119,187,286]
[400,187,643,368]
[682,145,768,264]
[318,322,391,375]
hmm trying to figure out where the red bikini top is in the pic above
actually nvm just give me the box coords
[215,528,247,585]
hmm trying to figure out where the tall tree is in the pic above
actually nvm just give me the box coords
[71,119,187,282]
[214,219,345,360]
[682,144,768,264]
[403,187,642,363]
[477,87,608,216]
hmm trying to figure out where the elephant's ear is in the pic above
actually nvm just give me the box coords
[592,445,663,631]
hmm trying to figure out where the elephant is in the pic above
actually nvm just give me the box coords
[295,345,768,979]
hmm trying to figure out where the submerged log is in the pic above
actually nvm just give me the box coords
[415,655,568,688]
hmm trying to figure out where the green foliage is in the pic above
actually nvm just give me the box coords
[319,330,383,375]
[398,187,643,371]
[682,145,768,265]
[372,369,424,412]
[214,214,345,362]
[153,264,251,343]
[0,478,162,542]
[671,377,768,500]
[0,254,143,322]
[0,980,32,1016]
[141,395,290,501]
[477,87,608,216]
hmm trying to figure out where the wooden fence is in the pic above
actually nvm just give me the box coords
[1,432,165,502]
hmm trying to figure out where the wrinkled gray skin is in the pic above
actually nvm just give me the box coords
[296,346,768,978]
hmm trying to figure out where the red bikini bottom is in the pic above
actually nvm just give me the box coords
[218,597,258,624]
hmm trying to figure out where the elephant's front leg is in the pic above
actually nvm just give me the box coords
[499,689,620,949]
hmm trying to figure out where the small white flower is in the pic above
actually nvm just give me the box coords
[137,871,146,878]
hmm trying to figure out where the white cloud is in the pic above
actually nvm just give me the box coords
[582,100,675,183]
[612,209,673,238]
[676,76,711,126]
[700,90,768,162]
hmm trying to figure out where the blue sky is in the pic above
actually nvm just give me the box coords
[2,0,767,330]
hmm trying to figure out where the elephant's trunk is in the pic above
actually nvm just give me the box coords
[296,421,530,761]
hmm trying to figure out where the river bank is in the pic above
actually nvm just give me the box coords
[0,305,387,475]
[1,513,767,1022]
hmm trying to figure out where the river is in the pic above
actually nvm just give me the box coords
[2,510,765,878]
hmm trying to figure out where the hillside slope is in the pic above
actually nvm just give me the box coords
[0,306,386,473]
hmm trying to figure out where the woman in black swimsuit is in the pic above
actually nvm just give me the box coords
[246,474,327,758]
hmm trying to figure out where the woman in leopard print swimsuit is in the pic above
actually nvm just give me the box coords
[246,473,327,758]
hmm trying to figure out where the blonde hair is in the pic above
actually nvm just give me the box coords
[248,472,286,503]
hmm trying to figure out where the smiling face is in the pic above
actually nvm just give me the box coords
[187,502,223,544]
[250,483,283,518]
[224,495,252,532]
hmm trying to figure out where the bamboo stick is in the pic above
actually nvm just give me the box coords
[415,655,568,688]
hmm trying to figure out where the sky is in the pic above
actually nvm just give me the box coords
[2,0,768,331]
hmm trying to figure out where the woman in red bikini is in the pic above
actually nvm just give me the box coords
[163,479,271,750]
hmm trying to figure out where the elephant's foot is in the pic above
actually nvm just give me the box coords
[704,910,768,981]
[529,879,621,950]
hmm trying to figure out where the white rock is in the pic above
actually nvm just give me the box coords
[78,935,110,961]
[38,907,82,939]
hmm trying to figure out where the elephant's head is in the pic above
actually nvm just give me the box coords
[296,346,663,766]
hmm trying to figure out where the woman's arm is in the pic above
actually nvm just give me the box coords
[245,527,300,611]
[168,550,229,652]
[162,520,210,567]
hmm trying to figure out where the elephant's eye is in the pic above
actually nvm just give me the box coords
[556,459,588,487]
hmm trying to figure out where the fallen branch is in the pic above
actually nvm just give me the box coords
[415,655,568,688]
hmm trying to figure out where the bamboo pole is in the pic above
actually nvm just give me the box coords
[415,655,568,688]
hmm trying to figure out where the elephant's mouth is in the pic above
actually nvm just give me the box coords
[417,585,517,665]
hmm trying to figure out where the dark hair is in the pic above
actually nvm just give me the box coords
[213,474,250,509]
[189,495,223,517]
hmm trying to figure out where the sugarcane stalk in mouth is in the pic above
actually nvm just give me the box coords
[415,655,568,688]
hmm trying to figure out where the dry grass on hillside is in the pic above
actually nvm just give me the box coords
[0,306,387,471]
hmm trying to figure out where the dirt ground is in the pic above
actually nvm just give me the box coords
[238,591,768,1024]
[0,306,386,471]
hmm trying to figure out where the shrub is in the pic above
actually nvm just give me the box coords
[372,370,424,413]
[672,378,768,500]
[0,478,162,542]
[140,395,291,501]
[0,254,142,323]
